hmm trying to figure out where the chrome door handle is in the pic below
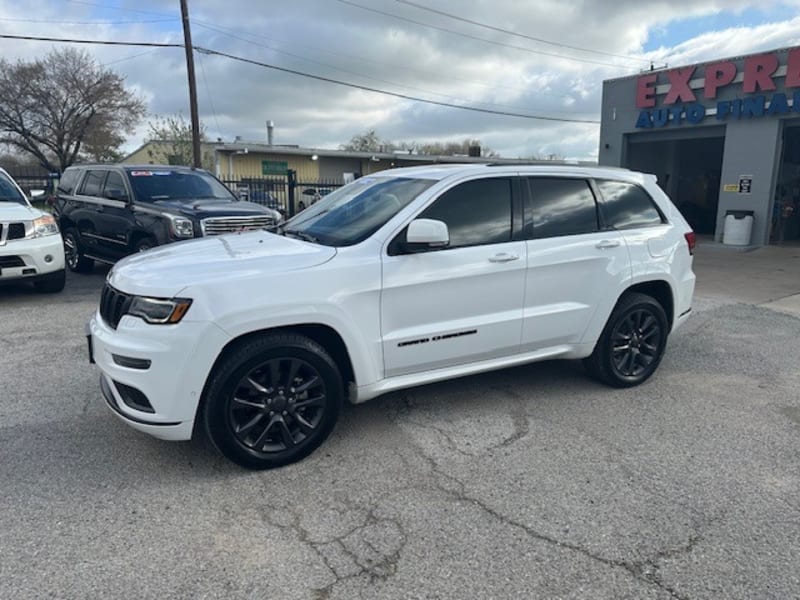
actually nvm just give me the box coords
[596,240,621,249]
[488,252,520,263]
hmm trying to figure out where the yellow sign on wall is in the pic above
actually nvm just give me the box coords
[723,184,739,192]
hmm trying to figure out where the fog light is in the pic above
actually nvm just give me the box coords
[44,255,53,263]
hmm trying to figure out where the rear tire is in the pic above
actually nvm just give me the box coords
[203,333,343,469]
[584,292,669,388]
[63,229,94,273]
[33,269,66,293]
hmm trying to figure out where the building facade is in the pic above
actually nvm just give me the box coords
[599,45,800,245]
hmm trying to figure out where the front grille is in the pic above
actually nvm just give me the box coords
[7,223,25,240]
[201,215,275,236]
[0,222,27,243]
[0,255,25,268]
[100,284,133,330]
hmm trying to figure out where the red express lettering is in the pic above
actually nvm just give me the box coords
[704,62,737,99]
[664,67,697,105]
[636,73,658,108]
[743,53,779,93]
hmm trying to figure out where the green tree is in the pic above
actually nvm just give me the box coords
[0,48,146,172]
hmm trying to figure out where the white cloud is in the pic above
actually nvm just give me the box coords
[0,0,799,160]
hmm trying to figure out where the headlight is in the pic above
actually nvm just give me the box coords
[128,296,192,324]
[167,215,194,239]
[29,215,59,238]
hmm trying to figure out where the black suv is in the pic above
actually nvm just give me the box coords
[54,165,282,272]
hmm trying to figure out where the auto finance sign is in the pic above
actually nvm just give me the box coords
[635,48,800,129]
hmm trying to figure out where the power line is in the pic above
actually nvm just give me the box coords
[196,47,600,124]
[0,33,600,124]
[193,21,583,115]
[191,18,550,98]
[0,33,182,48]
[62,0,175,19]
[394,0,650,64]
[102,48,160,67]
[0,16,175,25]
[334,0,632,70]
[196,50,222,135]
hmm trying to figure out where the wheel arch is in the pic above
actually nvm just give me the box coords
[622,279,674,328]
[196,323,357,430]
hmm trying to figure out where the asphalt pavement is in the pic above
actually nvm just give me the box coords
[1,245,799,599]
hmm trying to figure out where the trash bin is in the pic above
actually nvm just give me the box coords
[722,210,754,246]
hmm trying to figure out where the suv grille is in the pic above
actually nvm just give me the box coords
[201,215,274,236]
[100,284,134,330]
[0,222,26,242]
[0,255,25,268]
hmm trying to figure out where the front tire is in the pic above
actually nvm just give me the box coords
[203,334,343,469]
[584,293,669,388]
[134,237,156,253]
[63,229,94,273]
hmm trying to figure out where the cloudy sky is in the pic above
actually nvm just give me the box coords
[1,0,800,160]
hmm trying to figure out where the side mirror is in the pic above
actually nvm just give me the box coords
[30,189,46,200]
[405,218,449,251]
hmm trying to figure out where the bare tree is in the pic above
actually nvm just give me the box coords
[145,113,213,169]
[340,129,394,152]
[344,130,498,157]
[0,48,146,172]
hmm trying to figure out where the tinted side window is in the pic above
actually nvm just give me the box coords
[79,170,106,197]
[418,178,512,248]
[528,178,598,238]
[57,169,80,195]
[596,180,664,229]
[103,171,129,201]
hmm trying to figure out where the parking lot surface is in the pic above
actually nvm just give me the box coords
[1,246,799,599]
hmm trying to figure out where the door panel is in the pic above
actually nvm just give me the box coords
[521,177,630,351]
[380,176,525,378]
[382,241,527,377]
[521,232,629,351]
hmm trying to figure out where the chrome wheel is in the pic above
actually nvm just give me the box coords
[228,357,327,454]
[64,233,78,270]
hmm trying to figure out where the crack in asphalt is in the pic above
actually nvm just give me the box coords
[388,392,702,600]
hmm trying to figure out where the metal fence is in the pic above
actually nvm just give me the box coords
[223,172,345,217]
[2,167,58,198]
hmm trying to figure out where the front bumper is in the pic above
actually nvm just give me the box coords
[0,235,65,281]
[88,310,232,441]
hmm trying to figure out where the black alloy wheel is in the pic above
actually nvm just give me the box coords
[584,292,668,388]
[610,308,662,378]
[204,334,343,469]
[229,357,327,453]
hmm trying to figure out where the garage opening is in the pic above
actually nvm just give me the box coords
[625,130,725,235]
[772,123,800,244]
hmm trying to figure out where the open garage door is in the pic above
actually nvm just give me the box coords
[625,128,725,235]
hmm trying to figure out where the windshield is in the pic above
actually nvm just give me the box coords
[285,176,436,246]
[127,169,236,203]
[0,172,28,205]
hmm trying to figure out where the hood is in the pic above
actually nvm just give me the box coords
[109,231,336,298]
[0,202,41,220]
[153,198,278,220]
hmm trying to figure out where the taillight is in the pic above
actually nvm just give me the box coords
[684,231,696,255]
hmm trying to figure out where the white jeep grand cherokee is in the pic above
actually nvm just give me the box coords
[87,164,696,469]
[0,168,65,293]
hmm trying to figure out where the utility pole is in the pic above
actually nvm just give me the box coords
[180,0,202,168]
